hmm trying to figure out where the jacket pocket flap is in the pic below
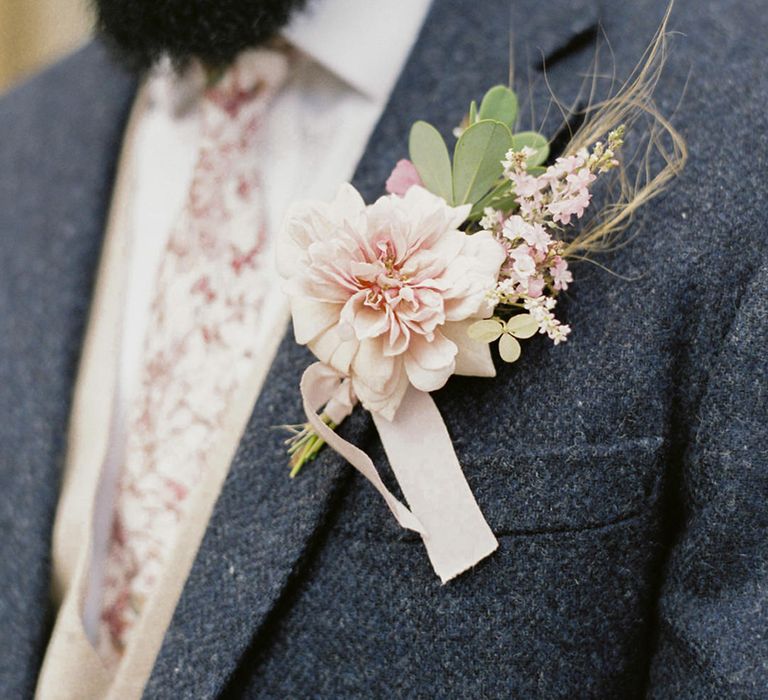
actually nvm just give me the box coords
[467,436,666,534]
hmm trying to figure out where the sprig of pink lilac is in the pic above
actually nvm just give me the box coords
[474,128,624,359]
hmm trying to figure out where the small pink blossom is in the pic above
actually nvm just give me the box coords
[523,295,570,343]
[566,167,596,190]
[547,153,585,179]
[508,172,545,199]
[530,246,547,264]
[508,150,597,226]
[525,223,551,252]
[552,324,571,344]
[547,181,594,224]
[545,155,596,225]
[501,214,527,240]
[385,159,424,197]
[502,215,552,253]
[509,244,537,281]
[550,256,573,290]
[526,276,546,298]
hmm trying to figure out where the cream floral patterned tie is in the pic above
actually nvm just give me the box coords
[99,48,290,662]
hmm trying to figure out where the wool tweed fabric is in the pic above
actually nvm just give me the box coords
[0,0,766,698]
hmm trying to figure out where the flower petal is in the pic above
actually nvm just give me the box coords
[332,183,367,224]
[351,337,395,393]
[442,231,505,322]
[403,332,457,392]
[291,300,342,345]
[309,327,358,375]
[352,358,409,420]
[276,200,330,277]
[443,320,497,377]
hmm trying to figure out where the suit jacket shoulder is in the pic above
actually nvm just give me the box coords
[0,41,135,699]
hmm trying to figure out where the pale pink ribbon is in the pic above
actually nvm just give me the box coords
[301,362,498,582]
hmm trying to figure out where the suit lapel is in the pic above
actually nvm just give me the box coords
[0,42,136,696]
[145,0,599,696]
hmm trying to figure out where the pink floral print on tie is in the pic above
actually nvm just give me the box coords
[99,48,289,663]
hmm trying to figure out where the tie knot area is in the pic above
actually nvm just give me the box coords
[204,47,292,119]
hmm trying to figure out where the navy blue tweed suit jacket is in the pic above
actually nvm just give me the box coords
[1,0,766,697]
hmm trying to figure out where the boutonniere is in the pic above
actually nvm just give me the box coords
[278,30,685,582]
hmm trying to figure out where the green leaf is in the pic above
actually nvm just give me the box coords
[485,193,520,213]
[469,100,478,124]
[478,85,519,127]
[408,121,453,202]
[498,333,522,363]
[452,120,513,206]
[510,131,550,167]
[469,180,513,219]
[506,314,539,339]
[467,319,504,343]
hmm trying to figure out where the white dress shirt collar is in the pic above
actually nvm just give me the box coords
[282,0,432,101]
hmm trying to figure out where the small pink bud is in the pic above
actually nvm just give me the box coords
[385,159,423,196]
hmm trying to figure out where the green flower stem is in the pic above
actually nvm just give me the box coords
[285,414,337,478]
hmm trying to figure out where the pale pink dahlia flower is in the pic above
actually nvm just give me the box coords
[277,184,506,419]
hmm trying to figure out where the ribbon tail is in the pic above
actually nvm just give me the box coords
[300,363,497,582]
[372,386,498,583]
[300,363,425,535]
